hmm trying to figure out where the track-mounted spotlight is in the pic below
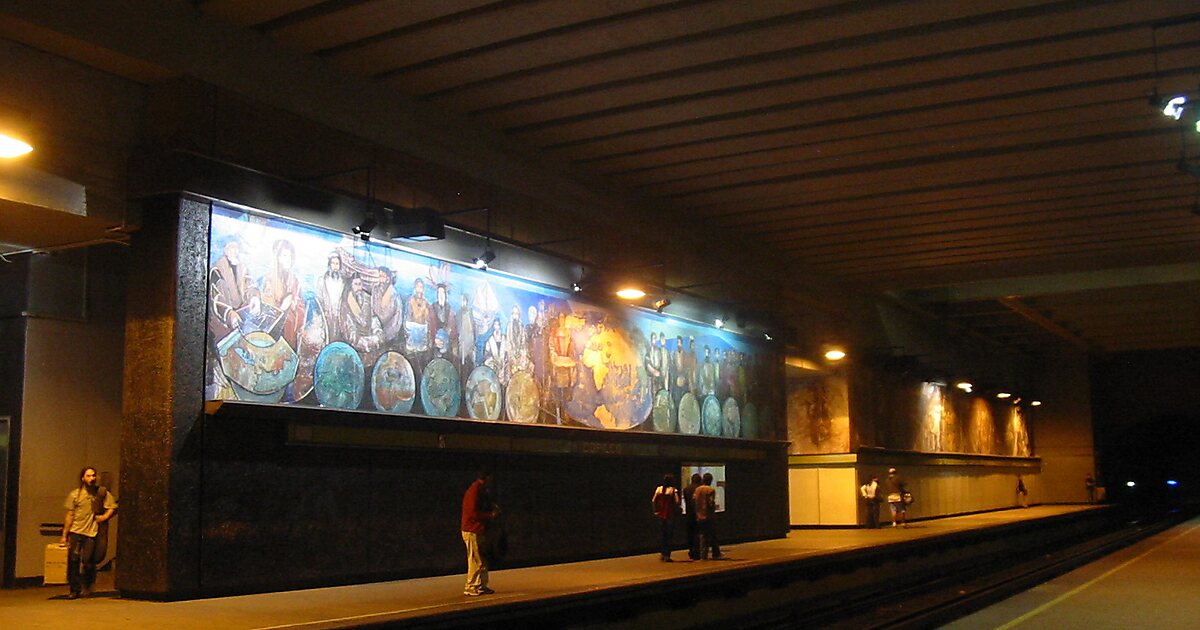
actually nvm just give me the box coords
[352,214,377,241]
[653,298,671,313]
[1162,95,1188,120]
[472,248,496,270]
[714,317,725,329]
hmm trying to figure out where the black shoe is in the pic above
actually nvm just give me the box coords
[67,592,80,600]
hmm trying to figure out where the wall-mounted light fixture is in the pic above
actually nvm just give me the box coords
[996,392,1012,399]
[0,103,33,158]
[615,287,646,300]
[824,348,846,361]
[955,381,973,393]
[471,247,496,270]
[653,297,671,313]
[714,317,725,329]
[1030,400,1042,407]
[352,213,377,241]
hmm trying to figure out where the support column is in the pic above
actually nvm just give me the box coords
[117,195,210,598]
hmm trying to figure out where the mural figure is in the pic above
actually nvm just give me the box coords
[685,337,699,398]
[208,238,259,342]
[700,346,717,396]
[371,267,403,349]
[457,293,475,373]
[671,336,689,404]
[316,250,347,344]
[343,272,385,377]
[259,239,305,349]
[404,278,431,369]
[549,311,577,422]
[430,282,456,363]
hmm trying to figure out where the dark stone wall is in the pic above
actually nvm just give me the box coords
[194,406,789,594]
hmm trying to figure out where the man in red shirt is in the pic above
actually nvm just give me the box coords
[461,469,499,596]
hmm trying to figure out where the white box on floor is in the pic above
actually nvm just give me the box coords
[44,543,68,585]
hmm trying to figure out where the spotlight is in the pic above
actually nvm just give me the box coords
[615,287,646,300]
[763,332,773,341]
[389,206,445,242]
[956,381,973,393]
[653,298,671,313]
[714,317,725,329]
[572,282,583,293]
[352,214,377,241]
[824,349,846,361]
[996,392,1011,399]
[1126,481,1136,488]
[471,248,496,270]
[0,104,34,158]
[1162,95,1187,120]
[1030,400,1042,407]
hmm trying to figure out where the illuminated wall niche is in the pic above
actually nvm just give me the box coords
[204,203,777,437]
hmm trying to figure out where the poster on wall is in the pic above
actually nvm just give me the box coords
[203,203,776,438]
[681,463,726,513]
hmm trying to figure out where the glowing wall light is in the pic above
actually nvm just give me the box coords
[615,287,646,300]
[0,132,33,158]
[956,381,973,393]
[996,392,1012,399]
[824,349,846,361]
[1163,95,1188,120]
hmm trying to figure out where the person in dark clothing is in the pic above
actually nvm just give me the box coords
[461,469,499,596]
[884,467,907,528]
[61,466,116,599]
[681,473,702,560]
[651,474,681,562]
[860,474,881,529]
[1016,475,1029,508]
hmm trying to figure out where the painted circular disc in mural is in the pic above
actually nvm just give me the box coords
[420,357,462,417]
[313,342,365,409]
[701,395,723,437]
[741,402,758,439]
[651,389,675,433]
[505,369,539,423]
[677,392,701,434]
[465,365,503,420]
[722,397,741,438]
[370,351,415,413]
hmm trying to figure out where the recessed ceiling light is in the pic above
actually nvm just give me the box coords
[824,349,846,361]
[615,287,645,300]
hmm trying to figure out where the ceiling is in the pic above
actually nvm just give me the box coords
[6,0,1200,355]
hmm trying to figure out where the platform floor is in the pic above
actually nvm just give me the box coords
[1,505,1096,630]
[942,513,1200,630]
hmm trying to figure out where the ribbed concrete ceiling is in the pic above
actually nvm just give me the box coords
[8,1,1200,354]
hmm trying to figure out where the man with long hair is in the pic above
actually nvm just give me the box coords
[61,467,117,598]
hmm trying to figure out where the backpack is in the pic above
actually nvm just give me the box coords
[652,486,678,519]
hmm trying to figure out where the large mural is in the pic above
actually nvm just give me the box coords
[204,203,777,438]
[786,374,850,455]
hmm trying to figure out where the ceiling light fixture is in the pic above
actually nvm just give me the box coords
[824,349,846,361]
[956,381,973,393]
[572,282,583,293]
[996,392,1012,399]
[714,317,725,329]
[1162,95,1188,120]
[763,332,773,342]
[653,297,671,313]
[1030,400,1042,407]
[615,287,646,300]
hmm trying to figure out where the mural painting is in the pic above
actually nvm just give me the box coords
[786,374,850,454]
[204,203,776,437]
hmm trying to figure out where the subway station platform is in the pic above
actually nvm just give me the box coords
[1,505,1103,630]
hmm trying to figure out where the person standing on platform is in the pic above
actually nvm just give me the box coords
[651,474,681,562]
[694,473,723,559]
[860,474,881,529]
[1016,475,1029,508]
[682,473,702,560]
[884,467,907,528]
[461,469,499,596]
[61,466,117,599]
[1085,474,1096,504]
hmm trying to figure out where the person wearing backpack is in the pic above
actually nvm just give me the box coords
[61,466,117,599]
[652,474,681,562]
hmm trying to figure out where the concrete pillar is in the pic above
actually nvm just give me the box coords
[117,195,210,598]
